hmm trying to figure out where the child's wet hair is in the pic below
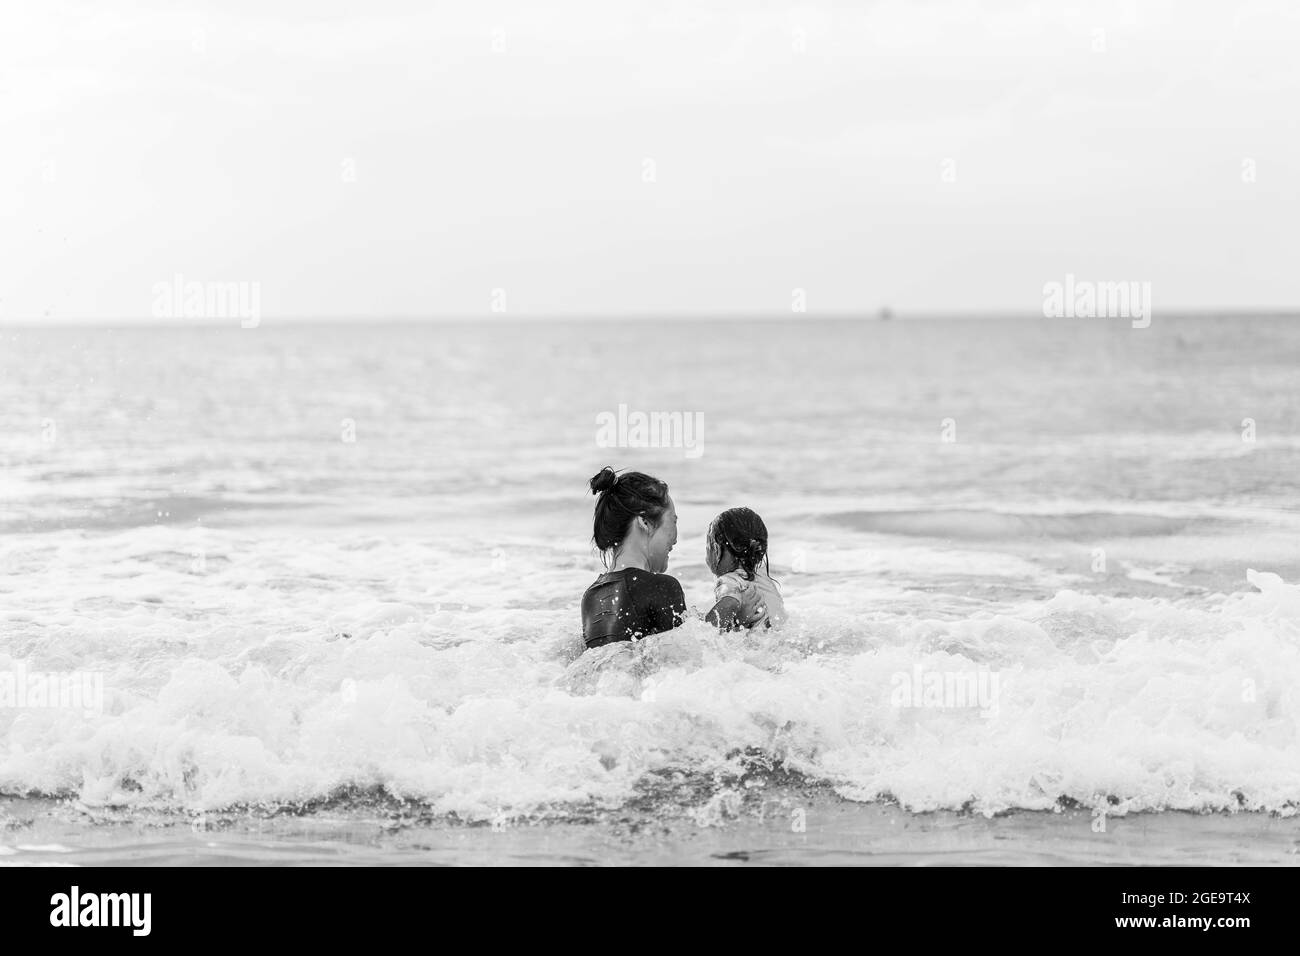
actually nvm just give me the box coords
[709,507,770,581]
[588,466,670,561]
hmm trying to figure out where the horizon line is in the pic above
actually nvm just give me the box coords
[2,307,1299,328]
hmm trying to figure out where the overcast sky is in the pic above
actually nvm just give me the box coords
[1,0,1297,321]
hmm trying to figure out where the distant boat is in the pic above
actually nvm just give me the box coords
[878,307,893,321]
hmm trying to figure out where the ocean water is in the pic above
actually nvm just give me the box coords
[2,316,1300,840]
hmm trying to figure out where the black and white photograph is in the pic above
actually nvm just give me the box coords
[1,0,1296,915]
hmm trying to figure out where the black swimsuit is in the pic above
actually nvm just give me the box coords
[580,569,686,648]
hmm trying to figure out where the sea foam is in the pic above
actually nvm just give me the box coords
[3,545,1297,820]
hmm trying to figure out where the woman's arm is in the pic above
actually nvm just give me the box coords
[705,596,742,630]
[707,571,750,631]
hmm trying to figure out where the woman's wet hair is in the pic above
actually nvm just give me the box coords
[710,507,770,581]
[589,466,671,560]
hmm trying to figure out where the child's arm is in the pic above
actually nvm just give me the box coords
[705,596,742,631]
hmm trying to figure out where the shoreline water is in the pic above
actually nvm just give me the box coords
[4,792,1299,866]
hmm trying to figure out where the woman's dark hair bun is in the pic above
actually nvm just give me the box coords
[589,466,618,495]
[588,468,671,561]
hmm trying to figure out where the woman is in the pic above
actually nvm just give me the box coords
[581,466,685,648]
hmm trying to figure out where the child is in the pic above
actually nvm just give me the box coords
[704,507,786,630]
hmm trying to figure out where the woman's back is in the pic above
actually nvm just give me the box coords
[581,568,686,648]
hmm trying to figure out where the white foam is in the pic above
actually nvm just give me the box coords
[3,521,1298,819]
